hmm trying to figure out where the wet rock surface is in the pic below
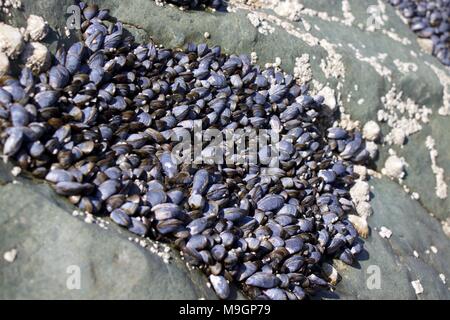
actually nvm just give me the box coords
[0,1,375,299]
[1,160,448,299]
[387,0,450,66]
[0,162,219,299]
[1,0,449,299]
[326,178,450,300]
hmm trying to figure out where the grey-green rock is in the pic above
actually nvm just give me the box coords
[326,177,450,300]
[1,0,449,300]
[0,163,217,299]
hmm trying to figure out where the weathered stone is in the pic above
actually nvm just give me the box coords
[0,163,218,299]
[319,178,450,300]
[1,0,449,300]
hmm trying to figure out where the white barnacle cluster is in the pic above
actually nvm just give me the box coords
[378,85,432,146]
[284,0,352,27]
[350,179,373,217]
[314,75,359,133]
[272,0,303,22]
[200,0,356,140]
[72,210,110,230]
[365,0,410,45]
[320,40,345,80]
[23,15,49,42]
[439,274,446,285]
[0,23,24,59]
[0,44,10,76]
[293,54,312,84]
[236,5,321,47]
[268,0,401,50]
[0,0,21,16]
[325,82,360,132]
[382,149,408,180]
[417,38,433,55]
[264,56,282,70]
[11,166,21,176]
[248,0,408,50]
[393,59,418,74]
[301,19,311,32]
[350,180,370,206]
[247,12,275,35]
[347,165,373,239]
[133,237,172,264]
[338,112,360,132]
[365,0,388,32]
[21,42,51,74]
[391,32,411,46]
[425,136,448,199]
[317,86,337,110]
[361,121,380,159]
[341,0,355,26]
[0,15,49,76]
[363,121,381,142]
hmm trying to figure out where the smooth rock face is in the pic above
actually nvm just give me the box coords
[1,0,449,300]
[0,164,216,300]
[322,178,450,300]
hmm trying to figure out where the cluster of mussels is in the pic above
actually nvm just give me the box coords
[389,0,450,66]
[0,3,371,300]
[164,0,224,9]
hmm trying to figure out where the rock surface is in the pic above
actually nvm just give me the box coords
[327,178,450,300]
[0,162,218,299]
[1,0,449,299]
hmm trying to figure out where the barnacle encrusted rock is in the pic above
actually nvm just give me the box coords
[24,15,48,41]
[0,22,24,58]
[0,164,218,300]
[362,121,381,142]
[356,201,373,219]
[20,41,50,74]
[382,154,406,179]
[350,180,370,204]
[1,0,450,301]
[0,3,375,301]
[365,141,378,159]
